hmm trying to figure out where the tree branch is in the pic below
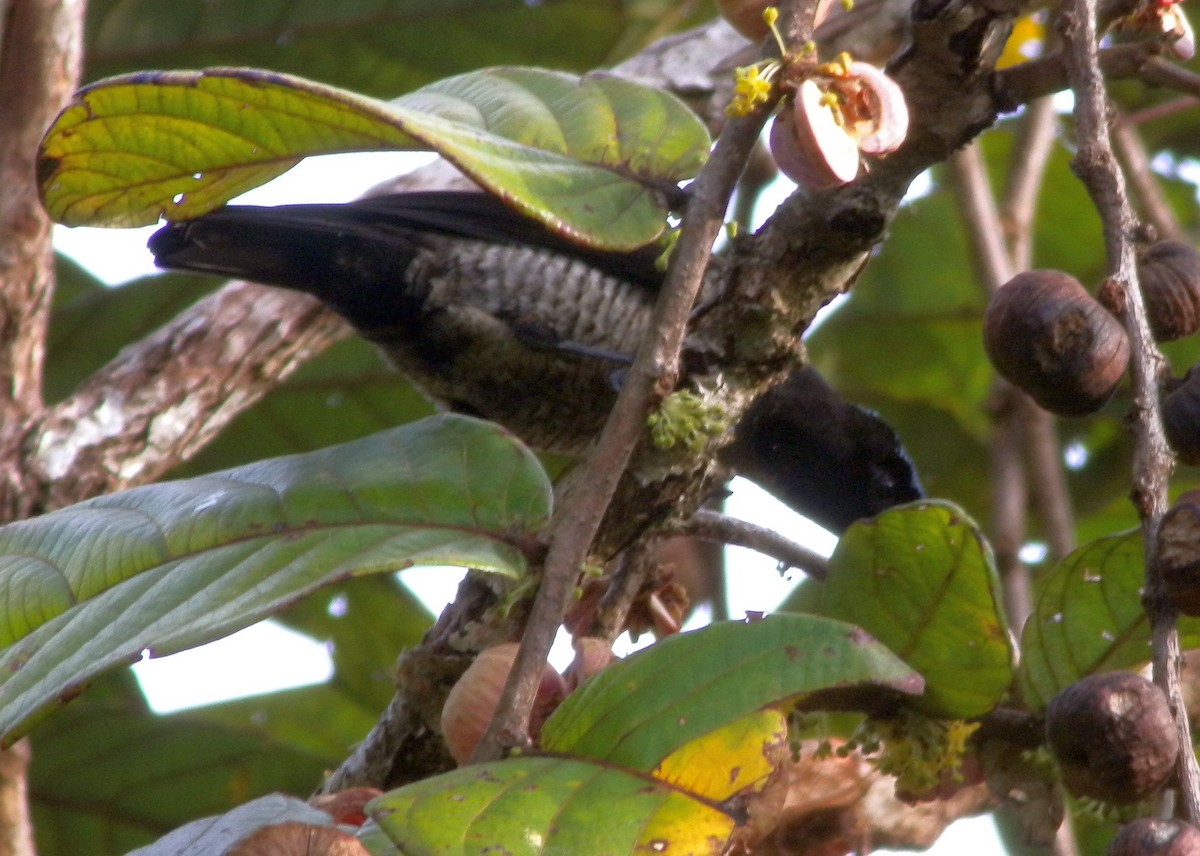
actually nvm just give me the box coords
[0,0,84,419]
[1057,0,1200,821]
[998,97,1079,563]
[948,144,1035,626]
[467,4,798,762]
[1111,105,1185,241]
[10,285,347,517]
[677,508,830,580]
[0,1,85,848]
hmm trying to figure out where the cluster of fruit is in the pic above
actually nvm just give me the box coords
[983,242,1200,428]
[983,244,1200,619]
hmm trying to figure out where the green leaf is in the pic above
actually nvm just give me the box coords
[83,1,716,100]
[39,66,710,249]
[1017,531,1200,709]
[791,501,1013,719]
[367,756,738,856]
[539,613,922,770]
[0,415,549,741]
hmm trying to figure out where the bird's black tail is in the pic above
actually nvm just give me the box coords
[148,202,432,333]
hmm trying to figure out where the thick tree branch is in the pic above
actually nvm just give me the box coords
[1057,0,1200,821]
[7,285,347,518]
[0,0,83,418]
[0,1,85,848]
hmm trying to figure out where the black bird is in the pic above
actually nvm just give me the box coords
[149,190,921,532]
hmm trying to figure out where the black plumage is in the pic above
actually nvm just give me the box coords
[149,190,921,531]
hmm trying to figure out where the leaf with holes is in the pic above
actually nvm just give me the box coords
[0,415,549,742]
[792,501,1012,718]
[1018,531,1200,709]
[38,66,709,249]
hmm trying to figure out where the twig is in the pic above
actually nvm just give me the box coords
[948,145,1036,626]
[585,546,657,643]
[996,42,1161,107]
[1111,106,1185,241]
[1000,97,1058,273]
[998,97,1080,562]
[1057,0,1200,822]
[1020,398,1077,560]
[677,508,830,580]
[1125,95,1199,126]
[467,1,811,764]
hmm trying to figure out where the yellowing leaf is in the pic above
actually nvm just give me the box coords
[651,709,787,802]
[38,66,711,250]
[367,756,736,856]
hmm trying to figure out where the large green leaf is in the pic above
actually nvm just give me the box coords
[367,756,738,856]
[540,613,922,771]
[787,502,1013,718]
[83,1,715,99]
[1018,531,1200,709]
[39,66,710,249]
[0,415,549,741]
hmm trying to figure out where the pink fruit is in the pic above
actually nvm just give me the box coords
[440,643,567,764]
[769,79,860,190]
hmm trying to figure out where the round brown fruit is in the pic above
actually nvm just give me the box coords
[1108,819,1200,856]
[1045,671,1178,805]
[983,270,1129,417]
[1154,488,1200,614]
[440,643,566,764]
[1161,361,1200,465]
[1138,240,1200,342]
